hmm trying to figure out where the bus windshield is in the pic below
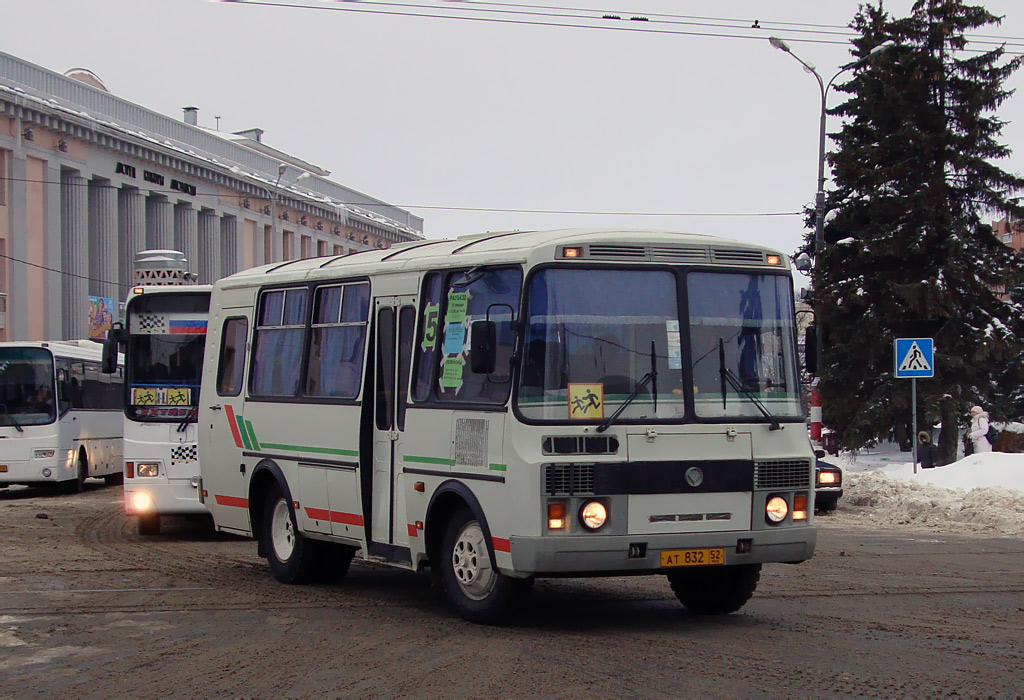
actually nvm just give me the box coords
[126,292,211,422]
[688,271,801,419]
[517,268,683,422]
[0,347,56,427]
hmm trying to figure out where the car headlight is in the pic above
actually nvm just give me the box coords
[766,496,789,523]
[33,449,56,459]
[136,462,160,478]
[579,501,608,531]
[818,471,837,485]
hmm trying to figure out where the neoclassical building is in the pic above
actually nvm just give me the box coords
[0,51,423,341]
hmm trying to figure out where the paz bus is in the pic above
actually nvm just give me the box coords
[0,340,123,492]
[198,229,816,623]
[105,283,212,535]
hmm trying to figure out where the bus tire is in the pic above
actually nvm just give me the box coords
[263,482,318,584]
[63,451,88,494]
[104,472,124,486]
[440,507,530,625]
[316,543,357,583]
[138,513,160,536]
[667,563,761,615]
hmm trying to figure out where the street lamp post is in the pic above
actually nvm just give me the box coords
[769,36,895,444]
[264,164,310,262]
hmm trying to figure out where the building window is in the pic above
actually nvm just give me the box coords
[0,149,6,206]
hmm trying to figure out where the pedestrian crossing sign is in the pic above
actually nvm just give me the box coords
[894,338,934,378]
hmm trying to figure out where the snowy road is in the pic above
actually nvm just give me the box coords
[1,484,1022,697]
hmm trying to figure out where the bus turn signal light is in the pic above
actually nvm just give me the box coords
[548,502,566,530]
[793,494,808,521]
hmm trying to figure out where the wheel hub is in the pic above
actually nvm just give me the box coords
[270,499,295,562]
[451,521,496,600]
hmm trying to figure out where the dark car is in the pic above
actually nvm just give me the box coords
[814,449,843,512]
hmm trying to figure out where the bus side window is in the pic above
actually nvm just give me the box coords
[250,288,308,397]
[411,272,442,402]
[217,317,249,397]
[305,283,369,400]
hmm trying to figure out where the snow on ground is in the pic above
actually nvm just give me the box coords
[825,442,1024,537]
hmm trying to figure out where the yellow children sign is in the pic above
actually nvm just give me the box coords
[568,383,604,419]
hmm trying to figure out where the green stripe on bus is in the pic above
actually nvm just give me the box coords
[235,416,253,450]
[405,455,456,466]
[245,420,261,451]
[488,463,507,472]
[260,443,359,457]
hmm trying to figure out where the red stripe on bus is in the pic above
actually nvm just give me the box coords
[407,523,418,538]
[214,494,249,508]
[223,405,244,448]
[492,537,511,553]
[331,511,363,526]
[305,507,330,521]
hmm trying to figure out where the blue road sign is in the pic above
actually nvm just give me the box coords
[894,338,934,378]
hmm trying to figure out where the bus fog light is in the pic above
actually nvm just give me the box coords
[190,476,200,488]
[766,496,789,523]
[132,491,153,511]
[547,502,566,530]
[33,449,56,459]
[579,501,608,531]
[136,462,160,478]
[41,468,52,478]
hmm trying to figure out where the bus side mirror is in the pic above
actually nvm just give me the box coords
[804,325,818,375]
[470,320,496,374]
[102,323,125,374]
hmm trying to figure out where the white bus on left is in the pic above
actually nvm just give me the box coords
[0,340,124,492]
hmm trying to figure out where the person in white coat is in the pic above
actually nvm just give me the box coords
[969,405,992,453]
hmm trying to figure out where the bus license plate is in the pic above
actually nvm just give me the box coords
[660,547,725,567]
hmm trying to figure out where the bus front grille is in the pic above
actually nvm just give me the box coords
[544,463,595,495]
[754,459,812,490]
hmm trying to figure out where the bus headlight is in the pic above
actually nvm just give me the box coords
[579,501,608,531]
[33,449,56,459]
[132,491,153,511]
[136,463,160,478]
[766,496,789,523]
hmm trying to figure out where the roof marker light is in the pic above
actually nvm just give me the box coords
[766,254,782,266]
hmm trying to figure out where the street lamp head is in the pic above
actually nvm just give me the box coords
[769,36,791,53]
[277,163,287,176]
[794,252,813,273]
[870,39,897,55]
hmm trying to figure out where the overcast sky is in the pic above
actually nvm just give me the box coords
[6,0,1024,284]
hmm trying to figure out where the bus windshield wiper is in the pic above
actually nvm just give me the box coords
[597,342,658,434]
[0,404,24,433]
[720,341,782,429]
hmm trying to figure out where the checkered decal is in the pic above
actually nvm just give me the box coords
[131,314,169,334]
[171,444,198,464]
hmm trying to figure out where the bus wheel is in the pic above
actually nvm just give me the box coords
[316,543,357,583]
[138,514,160,536]
[263,482,317,584]
[63,451,87,494]
[667,563,762,615]
[440,508,529,625]
[104,472,124,486]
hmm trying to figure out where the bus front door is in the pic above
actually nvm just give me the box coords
[367,298,416,558]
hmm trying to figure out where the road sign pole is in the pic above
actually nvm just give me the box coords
[912,378,917,474]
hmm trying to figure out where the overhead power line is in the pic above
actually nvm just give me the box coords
[217,0,1024,53]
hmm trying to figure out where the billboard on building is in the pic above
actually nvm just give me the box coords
[88,296,115,340]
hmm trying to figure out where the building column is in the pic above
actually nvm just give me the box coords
[174,202,199,277]
[220,215,238,278]
[119,186,146,295]
[61,169,89,339]
[198,209,220,284]
[43,162,63,339]
[88,177,119,300]
[145,194,173,250]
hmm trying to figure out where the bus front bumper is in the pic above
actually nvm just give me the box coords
[508,526,817,575]
[125,481,209,516]
[0,456,68,484]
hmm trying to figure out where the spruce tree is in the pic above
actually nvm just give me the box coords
[812,0,1024,463]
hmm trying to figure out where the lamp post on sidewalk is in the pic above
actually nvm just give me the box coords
[264,164,310,261]
[769,36,896,443]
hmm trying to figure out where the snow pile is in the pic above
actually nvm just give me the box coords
[834,448,1024,536]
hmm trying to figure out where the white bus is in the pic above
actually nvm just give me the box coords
[198,229,816,624]
[104,285,212,535]
[0,340,123,492]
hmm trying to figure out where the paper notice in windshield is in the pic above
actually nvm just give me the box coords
[446,292,469,324]
[131,387,191,406]
[568,383,604,419]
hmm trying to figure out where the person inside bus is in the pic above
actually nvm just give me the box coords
[30,384,54,413]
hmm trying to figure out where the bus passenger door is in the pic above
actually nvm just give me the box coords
[369,298,416,553]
